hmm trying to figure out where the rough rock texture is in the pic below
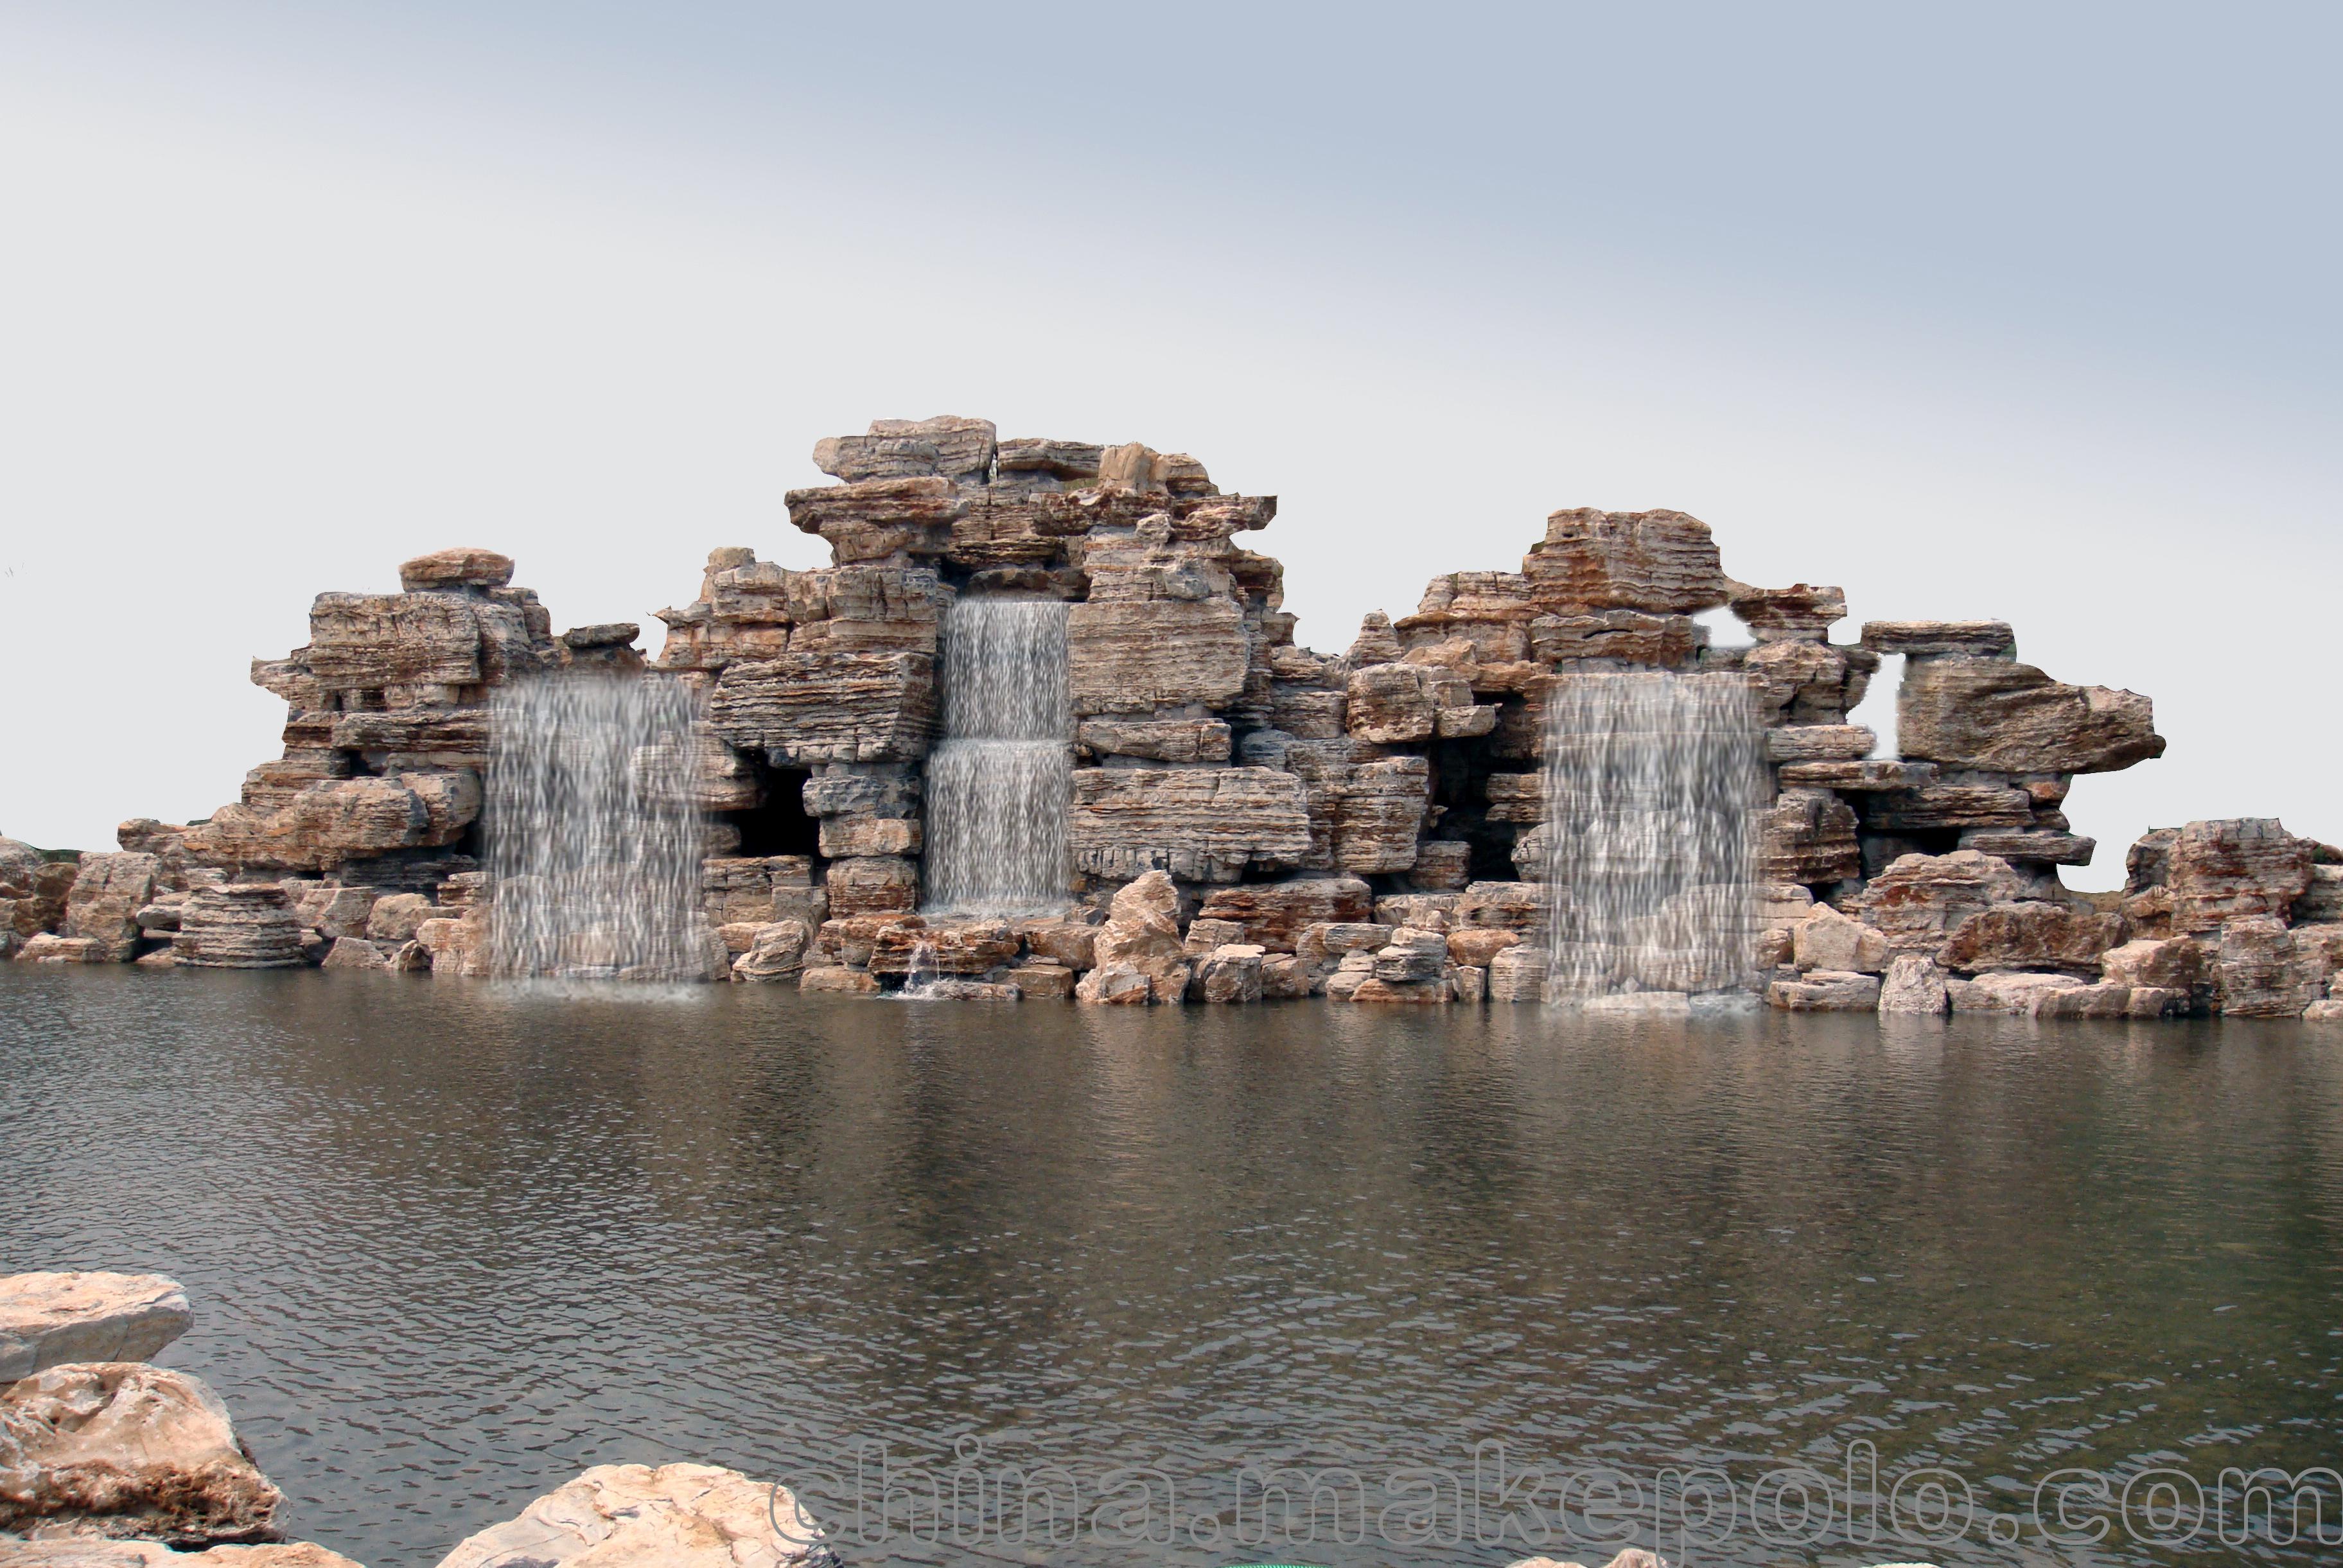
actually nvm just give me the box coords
[2164,819,2314,935]
[0,1364,282,1544]
[1071,769,1310,883]
[1937,902,2127,977]
[2218,916,2324,1018]
[1898,658,2163,774]
[62,855,159,963]
[436,1462,830,1568]
[173,886,304,969]
[0,1274,191,1382]
[1848,851,2039,952]
[1758,790,1863,887]
[1766,970,1882,1011]
[1793,905,1889,974]
[730,920,811,982]
[1075,871,1189,1004]
[1878,954,1951,1015]
[1523,509,1728,613]
[710,653,936,763]
[0,1544,362,1566]
[1193,878,1373,951]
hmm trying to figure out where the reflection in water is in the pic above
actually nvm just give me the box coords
[3,968,2340,1566]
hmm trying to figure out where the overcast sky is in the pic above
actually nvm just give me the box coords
[3,3,2335,885]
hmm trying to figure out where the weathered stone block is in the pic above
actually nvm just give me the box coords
[1757,789,1861,886]
[1764,725,1875,763]
[2218,916,2323,1017]
[1766,970,1881,1011]
[2168,819,2314,935]
[1196,944,1265,1003]
[62,852,159,961]
[1879,953,1950,1014]
[1071,768,1311,883]
[869,919,1019,977]
[1898,658,2163,774]
[825,856,919,916]
[1075,718,1233,763]
[1067,598,1249,715]
[785,475,965,562]
[1194,876,1374,951]
[710,652,936,763]
[1938,901,2126,976]
[1795,905,1890,973]
[1528,611,1704,667]
[1523,508,1728,613]
[173,884,305,968]
[1728,582,1845,640]
[1958,829,2096,866]
[1859,620,2017,659]
[1848,850,2038,952]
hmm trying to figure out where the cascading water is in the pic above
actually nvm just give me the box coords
[922,598,1072,917]
[1540,672,1766,1001]
[486,671,708,982]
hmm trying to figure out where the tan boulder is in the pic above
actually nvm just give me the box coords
[1937,902,2126,976]
[398,547,514,592]
[1076,871,1189,1003]
[798,967,879,995]
[0,1363,281,1544]
[1794,905,1890,973]
[0,1273,191,1382]
[437,1461,829,1568]
[1848,851,2037,952]
[1878,953,1950,1015]
[1194,876,1373,951]
[2218,916,2324,1017]
[1070,768,1310,884]
[62,853,159,962]
[2166,819,2315,935]
[1522,508,1728,613]
[730,921,811,982]
[1195,944,1265,1003]
[1766,970,1881,1011]
[173,885,305,969]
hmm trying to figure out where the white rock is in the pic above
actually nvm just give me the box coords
[1878,954,1950,1015]
[1794,904,1889,974]
[0,1271,191,1381]
[435,1462,830,1568]
[0,1542,364,1565]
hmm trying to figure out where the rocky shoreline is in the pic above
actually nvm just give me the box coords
[4,413,2337,1020]
[0,1272,836,1567]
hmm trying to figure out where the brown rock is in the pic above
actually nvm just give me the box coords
[63,853,159,962]
[823,857,919,917]
[1486,944,1549,1001]
[319,937,389,971]
[1446,928,1521,966]
[173,885,304,968]
[1757,790,1861,886]
[437,1460,832,1568]
[1858,783,2033,832]
[1946,971,2086,1013]
[1878,953,1950,1015]
[709,652,936,764]
[1764,725,1875,762]
[1958,829,2097,866]
[868,919,1018,978]
[1847,850,2038,952]
[1076,873,1190,1004]
[814,415,997,483]
[1006,962,1075,999]
[1744,639,1873,723]
[785,475,964,562]
[1776,759,1938,792]
[364,892,434,943]
[2218,916,2324,1017]
[1766,970,1881,1011]
[1897,657,2163,774]
[1457,881,1542,932]
[1527,611,1705,667]
[1938,902,2127,976]
[1195,944,1265,1003]
[1194,877,1374,951]
[1523,509,1728,614]
[730,920,812,982]
[1727,582,1846,640]
[398,547,514,592]
[1071,768,1311,883]
[1075,719,1233,763]
[2168,819,2314,934]
[2100,936,2216,997]
[1066,598,1248,715]
[2294,864,2343,924]
[1795,905,1890,973]
[0,1363,281,1544]
[1373,893,1457,933]
[1407,841,1473,891]
[1015,917,1099,970]
[798,966,880,995]
[1859,619,2016,659]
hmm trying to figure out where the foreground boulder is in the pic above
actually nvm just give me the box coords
[0,1543,360,1565]
[435,1463,831,1568]
[0,1364,281,1544]
[0,1273,191,1382]
[1075,871,1189,1004]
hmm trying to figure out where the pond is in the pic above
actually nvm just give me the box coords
[4,968,2339,1565]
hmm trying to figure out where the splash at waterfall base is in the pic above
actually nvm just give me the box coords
[20,413,2343,1021]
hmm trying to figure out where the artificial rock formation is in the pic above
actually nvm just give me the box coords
[37,408,2343,1018]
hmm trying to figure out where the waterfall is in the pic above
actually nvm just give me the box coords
[922,598,1071,916]
[486,671,708,982]
[1540,672,1766,1000]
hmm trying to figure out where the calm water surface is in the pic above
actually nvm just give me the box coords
[3,968,2340,1566]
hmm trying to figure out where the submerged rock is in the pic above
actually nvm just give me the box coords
[435,1462,832,1568]
[0,1273,191,1382]
[0,1363,281,1544]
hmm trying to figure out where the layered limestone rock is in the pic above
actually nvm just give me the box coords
[173,885,305,969]
[1071,769,1310,883]
[0,1363,282,1544]
[1075,871,1189,1004]
[1897,658,2163,774]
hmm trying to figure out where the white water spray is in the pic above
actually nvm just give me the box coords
[486,672,708,982]
[922,598,1072,916]
[1540,672,1766,1000]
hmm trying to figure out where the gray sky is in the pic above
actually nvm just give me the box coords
[3,3,2336,885]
